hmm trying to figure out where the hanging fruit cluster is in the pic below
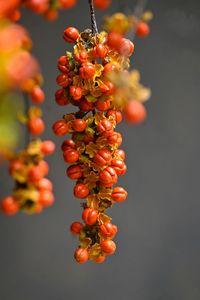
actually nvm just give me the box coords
[52,24,146,263]
[1,139,55,215]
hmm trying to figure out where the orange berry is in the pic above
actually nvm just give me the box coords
[100,240,116,255]
[39,190,54,207]
[28,118,45,135]
[52,120,69,136]
[63,149,79,163]
[74,247,88,263]
[1,196,19,216]
[70,221,83,234]
[82,208,98,225]
[136,22,150,38]
[124,100,147,124]
[74,183,89,199]
[63,26,79,43]
[30,86,45,104]
[40,140,55,155]
[112,187,128,203]
[72,119,86,132]
[66,165,82,180]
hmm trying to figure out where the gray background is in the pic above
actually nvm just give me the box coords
[0,0,200,299]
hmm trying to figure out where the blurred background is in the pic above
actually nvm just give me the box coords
[0,0,200,299]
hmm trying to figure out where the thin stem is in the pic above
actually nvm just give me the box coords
[88,0,98,34]
[23,92,30,147]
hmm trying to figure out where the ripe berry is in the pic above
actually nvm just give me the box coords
[95,99,110,111]
[67,165,82,180]
[136,22,150,38]
[26,0,49,13]
[39,190,54,207]
[1,196,19,216]
[100,222,118,238]
[28,118,45,135]
[44,8,58,21]
[79,63,96,79]
[103,62,116,75]
[37,178,53,191]
[100,81,115,96]
[74,50,88,63]
[100,240,116,255]
[63,149,79,163]
[107,32,123,51]
[74,247,88,263]
[56,73,71,87]
[92,44,108,58]
[119,38,134,57]
[94,0,111,9]
[9,159,23,175]
[112,187,128,203]
[40,140,55,155]
[107,109,122,124]
[38,160,49,176]
[83,134,94,144]
[97,119,112,134]
[107,131,122,146]
[114,149,125,160]
[72,119,86,132]
[59,0,77,9]
[124,100,147,124]
[82,208,98,225]
[30,86,45,104]
[79,98,94,111]
[55,89,69,106]
[61,139,75,151]
[57,55,70,73]
[70,222,83,234]
[52,120,69,136]
[93,149,112,167]
[94,255,106,263]
[111,159,126,176]
[63,27,79,43]
[69,86,82,101]
[74,183,89,199]
[28,165,43,182]
[99,166,118,187]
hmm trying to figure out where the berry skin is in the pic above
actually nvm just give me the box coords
[82,208,98,225]
[94,0,111,9]
[38,160,49,176]
[79,63,96,79]
[39,190,54,207]
[93,149,112,167]
[69,86,82,101]
[26,0,49,14]
[72,119,86,132]
[111,159,126,176]
[107,32,123,51]
[63,149,79,163]
[63,27,79,43]
[119,38,134,57]
[100,81,115,96]
[107,131,122,146]
[136,22,150,38]
[74,183,89,199]
[113,149,125,160]
[79,98,94,111]
[100,240,116,255]
[107,109,122,124]
[74,248,89,264]
[94,255,106,263]
[37,178,53,191]
[103,62,117,75]
[74,50,88,63]
[56,73,71,87]
[57,55,70,73]
[61,139,75,151]
[99,166,118,187]
[92,44,108,58]
[52,120,69,136]
[97,119,112,134]
[95,99,110,111]
[1,196,19,216]
[67,165,82,180]
[28,165,43,183]
[70,222,83,234]
[100,222,118,238]
[55,89,69,106]
[59,0,77,9]
[30,86,45,104]
[28,118,45,135]
[40,140,55,155]
[9,159,23,175]
[124,100,147,124]
[112,187,128,203]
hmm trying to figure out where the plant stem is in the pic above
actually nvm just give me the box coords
[88,0,98,34]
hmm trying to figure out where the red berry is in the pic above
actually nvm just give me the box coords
[61,139,75,151]
[119,38,134,57]
[82,208,98,225]
[136,22,150,38]
[92,44,108,58]
[69,86,82,101]
[30,86,45,104]
[63,26,79,43]
[55,89,69,106]
[28,118,45,135]
[39,190,54,207]
[38,160,49,176]
[72,119,86,132]
[103,62,116,75]
[100,240,116,255]
[66,165,82,180]
[97,119,112,134]
[74,50,88,63]
[28,165,43,183]
[74,247,88,263]
[70,222,83,234]
[111,159,126,176]
[79,62,96,79]
[95,99,110,111]
[9,159,23,175]
[59,0,76,9]
[74,183,89,199]
[93,149,112,166]
[57,55,70,73]
[100,81,115,96]
[107,109,122,124]
[63,149,79,163]
[56,73,71,87]
[37,178,53,191]
[107,131,122,146]
[124,100,147,124]
[40,140,55,155]
[79,98,94,111]
[26,0,49,13]
[44,8,58,21]
[94,0,111,9]
[100,222,118,237]
[114,149,125,160]
[1,196,19,216]
[107,32,123,51]
[99,166,118,187]
[112,187,128,203]
[83,134,94,144]
[52,120,69,136]
[94,255,106,263]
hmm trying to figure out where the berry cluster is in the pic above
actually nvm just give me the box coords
[53,26,136,263]
[1,139,55,215]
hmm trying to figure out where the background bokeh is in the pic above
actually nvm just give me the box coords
[0,0,200,299]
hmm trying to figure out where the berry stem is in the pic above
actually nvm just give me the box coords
[23,92,30,146]
[88,0,98,34]
[131,0,148,40]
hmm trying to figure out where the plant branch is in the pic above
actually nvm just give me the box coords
[88,0,98,34]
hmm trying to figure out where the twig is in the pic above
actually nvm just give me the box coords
[88,0,98,34]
